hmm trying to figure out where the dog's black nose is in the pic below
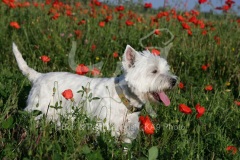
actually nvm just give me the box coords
[170,78,177,87]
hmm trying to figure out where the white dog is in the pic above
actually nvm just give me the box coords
[13,43,177,144]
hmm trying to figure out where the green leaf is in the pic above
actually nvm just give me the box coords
[32,110,42,117]
[148,146,158,160]
[122,143,132,149]
[53,142,61,152]
[55,102,58,108]
[52,152,61,160]
[77,90,84,93]
[81,145,91,154]
[92,97,100,100]
[86,150,103,160]
[81,86,85,91]
[18,110,29,115]
[50,105,63,110]
[103,118,107,123]
[2,116,14,129]
[77,90,84,97]
[88,93,92,99]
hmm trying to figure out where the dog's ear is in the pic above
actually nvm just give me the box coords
[122,45,138,69]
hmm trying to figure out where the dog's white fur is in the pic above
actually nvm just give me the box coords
[13,43,177,143]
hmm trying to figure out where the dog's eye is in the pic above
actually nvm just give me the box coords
[152,70,158,74]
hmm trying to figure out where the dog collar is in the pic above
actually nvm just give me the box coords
[114,77,144,113]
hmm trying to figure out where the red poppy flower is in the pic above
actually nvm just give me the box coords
[205,85,213,91]
[99,21,105,27]
[139,115,155,135]
[66,10,72,16]
[126,20,134,26]
[162,11,169,16]
[33,2,39,7]
[187,29,192,36]
[115,5,124,11]
[189,16,198,25]
[75,2,81,8]
[51,13,60,20]
[201,30,207,35]
[184,11,190,18]
[198,20,205,29]
[226,146,237,154]
[234,101,240,106]
[91,68,100,76]
[40,55,50,63]
[3,0,16,8]
[103,4,108,10]
[137,17,142,23]
[10,21,20,29]
[191,10,200,16]
[216,4,231,11]
[74,30,82,38]
[144,3,152,9]
[154,29,161,35]
[151,49,160,56]
[223,4,231,11]
[201,64,209,71]
[18,2,31,7]
[76,64,89,75]
[112,36,117,40]
[225,0,235,7]
[178,82,184,89]
[113,52,119,58]
[195,103,205,118]
[93,0,101,6]
[198,0,207,4]
[177,15,185,22]
[214,36,220,45]
[210,27,216,31]
[118,13,124,19]
[62,89,73,100]
[202,65,207,71]
[179,104,192,114]
[78,19,86,25]
[182,23,190,30]
[8,2,17,8]
[171,8,176,15]
[104,15,112,22]
[91,44,96,51]
[215,6,223,10]
[2,0,9,5]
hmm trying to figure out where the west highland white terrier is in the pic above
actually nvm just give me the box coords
[13,43,177,144]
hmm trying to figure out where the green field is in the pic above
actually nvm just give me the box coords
[0,0,239,159]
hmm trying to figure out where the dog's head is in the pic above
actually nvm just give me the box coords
[122,45,177,106]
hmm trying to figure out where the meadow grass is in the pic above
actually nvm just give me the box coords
[0,1,239,159]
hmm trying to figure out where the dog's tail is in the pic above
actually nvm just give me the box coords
[13,42,41,82]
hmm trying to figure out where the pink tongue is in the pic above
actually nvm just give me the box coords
[159,92,170,106]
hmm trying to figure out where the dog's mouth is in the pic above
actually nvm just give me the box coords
[151,91,170,106]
